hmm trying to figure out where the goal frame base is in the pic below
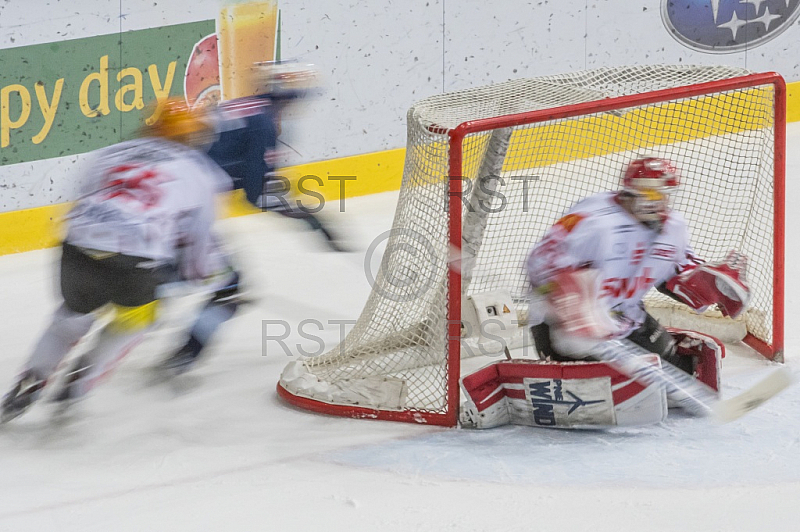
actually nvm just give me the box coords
[276,382,456,425]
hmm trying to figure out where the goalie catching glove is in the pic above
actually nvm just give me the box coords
[664,250,751,319]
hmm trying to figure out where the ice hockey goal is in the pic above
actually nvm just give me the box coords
[277,65,785,426]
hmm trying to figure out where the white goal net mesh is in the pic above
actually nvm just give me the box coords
[279,65,780,422]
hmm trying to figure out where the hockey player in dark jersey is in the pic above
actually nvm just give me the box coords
[160,62,345,374]
[206,61,345,251]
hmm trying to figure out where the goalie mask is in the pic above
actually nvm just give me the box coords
[621,157,679,231]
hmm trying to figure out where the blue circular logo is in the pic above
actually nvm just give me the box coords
[662,0,800,53]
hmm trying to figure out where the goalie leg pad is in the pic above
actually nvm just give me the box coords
[460,358,667,429]
[667,328,724,392]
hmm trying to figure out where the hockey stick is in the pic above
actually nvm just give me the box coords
[712,367,794,423]
[589,339,794,423]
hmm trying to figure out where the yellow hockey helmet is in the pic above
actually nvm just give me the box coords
[144,97,211,146]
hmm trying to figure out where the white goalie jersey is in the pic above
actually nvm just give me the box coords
[526,191,700,338]
[65,138,232,280]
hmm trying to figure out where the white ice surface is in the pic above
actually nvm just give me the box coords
[1,125,800,532]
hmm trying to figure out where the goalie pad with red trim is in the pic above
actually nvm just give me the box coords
[459,357,668,429]
[459,328,725,428]
[667,328,725,393]
[665,250,751,319]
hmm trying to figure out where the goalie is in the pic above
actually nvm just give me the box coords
[525,157,750,408]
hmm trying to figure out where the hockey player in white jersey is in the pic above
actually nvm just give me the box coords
[526,157,751,402]
[0,99,236,423]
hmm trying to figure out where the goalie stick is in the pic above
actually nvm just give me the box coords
[590,339,793,423]
[712,368,794,423]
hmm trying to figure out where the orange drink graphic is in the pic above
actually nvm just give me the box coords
[217,1,279,100]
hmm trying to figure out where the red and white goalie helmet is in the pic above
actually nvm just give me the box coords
[623,157,680,190]
[621,157,680,229]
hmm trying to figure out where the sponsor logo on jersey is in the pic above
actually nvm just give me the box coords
[650,243,677,260]
[526,379,605,426]
[600,268,656,299]
[662,0,800,53]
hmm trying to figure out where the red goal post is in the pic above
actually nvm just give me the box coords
[279,66,785,427]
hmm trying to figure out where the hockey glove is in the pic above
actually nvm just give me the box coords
[665,250,751,319]
[542,268,618,339]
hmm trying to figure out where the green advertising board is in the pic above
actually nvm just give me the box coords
[0,20,215,166]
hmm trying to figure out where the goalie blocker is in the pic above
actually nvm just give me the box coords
[460,328,723,429]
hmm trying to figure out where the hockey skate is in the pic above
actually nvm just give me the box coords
[50,360,90,416]
[1,371,46,423]
[159,342,201,375]
[317,224,350,252]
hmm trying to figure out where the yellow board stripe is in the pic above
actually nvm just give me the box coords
[223,147,407,218]
[789,81,800,123]
[468,87,775,174]
[0,148,408,255]
[1,79,799,257]
[0,203,71,256]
